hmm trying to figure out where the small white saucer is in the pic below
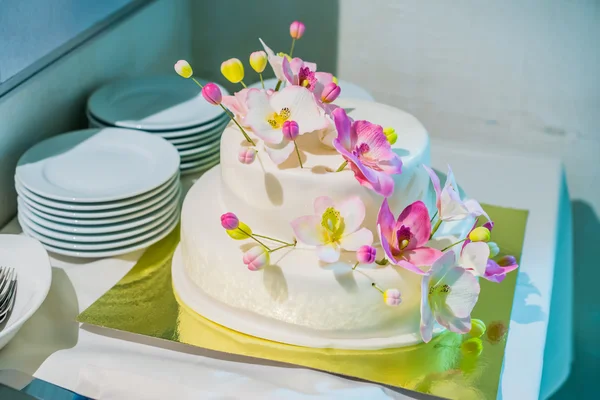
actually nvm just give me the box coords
[0,235,51,350]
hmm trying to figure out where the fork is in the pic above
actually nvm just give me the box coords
[0,266,17,324]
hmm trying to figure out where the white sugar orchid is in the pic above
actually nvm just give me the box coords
[420,250,481,343]
[291,196,373,263]
[458,241,490,277]
[259,38,297,82]
[423,165,490,222]
[245,86,328,164]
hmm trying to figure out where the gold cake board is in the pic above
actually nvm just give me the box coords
[78,204,528,399]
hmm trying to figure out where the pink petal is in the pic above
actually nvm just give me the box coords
[378,154,403,175]
[332,108,354,150]
[339,228,373,251]
[316,243,340,263]
[312,72,334,98]
[420,274,435,343]
[483,259,519,283]
[377,198,395,241]
[395,201,432,246]
[435,313,472,335]
[314,196,335,215]
[346,156,388,195]
[354,120,392,160]
[423,165,441,210]
[397,260,429,275]
[221,95,242,116]
[403,246,443,269]
[291,215,323,246]
[282,57,294,85]
[442,266,480,318]
[303,61,317,72]
[378,224,401,265]
[337,196,366,233]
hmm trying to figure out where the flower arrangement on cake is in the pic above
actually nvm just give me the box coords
[173,21,519,346]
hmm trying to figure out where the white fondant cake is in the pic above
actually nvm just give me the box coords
[180,98,443,345]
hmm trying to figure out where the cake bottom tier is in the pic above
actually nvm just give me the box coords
[180,166,469,348]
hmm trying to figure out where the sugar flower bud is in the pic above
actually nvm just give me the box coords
[243,246,270,271]
[383,127,397,145]
[321,82,341,104]
[226,221,253,240]
[201,83,222,106]
[461,338,483,357]
[469,226,491,242]
[174,60,193,78]
[282,120,299,141]
[487,241,500,257]
[289,21,306,39]
[497,255,517,267]
[238,147,257,164]
[356,245,376,264]
[468,319,486,338]
[221,58,245,83]
[383,289,402,306]
[220,212,239,230]
[249,51,268,73]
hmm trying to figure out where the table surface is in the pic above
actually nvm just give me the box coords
[0,139,565,400]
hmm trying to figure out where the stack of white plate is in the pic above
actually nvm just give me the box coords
[15,128,181,258]
[87,76,228,175]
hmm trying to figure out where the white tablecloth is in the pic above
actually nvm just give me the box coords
[0,141,570,399]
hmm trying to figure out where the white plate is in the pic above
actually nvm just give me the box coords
[177,139,220,158]
[249,78,375,101]
[20,204,178,243]
[18,199,177,234]
[14,172,179,211]
[20,203,180,251]
[17,183,180,225]
[21,211,180,259]
[0,235,52,350]
[180,158,220,176]
[87,76,229,131]
[17,178,179,219]
[16,128,180,203]
[173,133,222,150]
[167,122,228,144]
[180,153,220,166]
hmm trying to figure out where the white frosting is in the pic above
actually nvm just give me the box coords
[180,99,439,343]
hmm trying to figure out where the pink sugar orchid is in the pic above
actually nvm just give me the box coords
[423,165,490,222]
[281,57,334,100]
[377,199,443,275]
[420,250,481,343]
[221,88,260,127]
[332,108,403,197]
[245,86,328,165]
[291,196,373,263]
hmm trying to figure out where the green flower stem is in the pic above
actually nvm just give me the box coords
[289,38,296,58]
[294,140,303,168]
[191,77,204,89]
[252,234,295,246]
[429,219,443,240]
[430,211,438,223]
[441,238,467,252]
[336,160,348,172]
[269,243,295,253]
[219,104,256,146]
[274,80,282,91]
[237,228,271,250]
[240,81,247,88]
[375,257,389,266]
[371,282,384,294]
[352,262,359,270]
[259,73,265,89]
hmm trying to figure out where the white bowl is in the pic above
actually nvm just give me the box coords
[0,235,51,350]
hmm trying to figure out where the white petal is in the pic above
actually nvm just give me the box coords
[429,250,457,282]
[420,274,435,343]
[337,196,366,234]
[464,198,491,221]
[264,140,295,165]
[270,86,328,134]
[290,215,323,246]
[442,266,480,318]
[339,228,373,251]
[460,242,490,276]
[245,91,282,144]
[440,188,469,221]
[317,243,341,263]
[314,196,335,215]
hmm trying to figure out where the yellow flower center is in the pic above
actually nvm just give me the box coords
[267,107,291,129]
[320,207,345,243]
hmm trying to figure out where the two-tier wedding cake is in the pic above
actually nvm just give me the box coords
[172,24,518,350]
